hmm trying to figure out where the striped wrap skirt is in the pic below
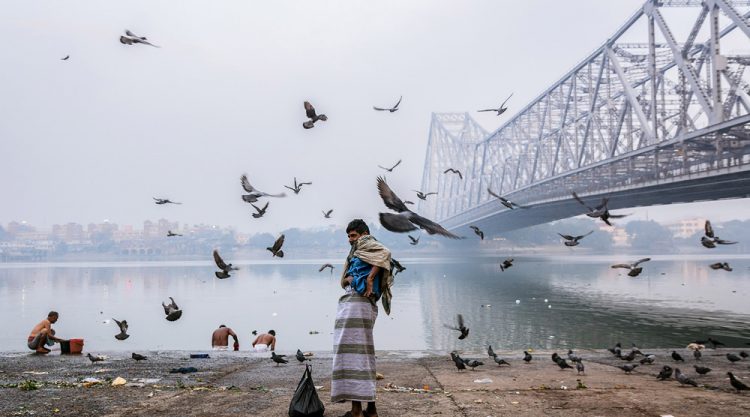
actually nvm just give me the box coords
[331,289,378,403]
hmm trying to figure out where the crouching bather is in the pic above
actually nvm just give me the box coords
[28,311,66,354]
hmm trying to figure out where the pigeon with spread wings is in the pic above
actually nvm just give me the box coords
[284,177,312,195]
[267,235,285,258]
[487,188,528,209]
[113,319,129,340]
[478,93,513,116]
[373,96,402,112]
[240,174,286,203]
[444,168,463,180]
[701,220,737,248]
[213,250,238,279]
[558,231,593,247]
[378,159,402,172]
[302,101,328,129]
[445,314,470,340]
[377,177,461,239]
[120,29,159,47]
[571,192,628,226]
[251,202,269,218]
[611,258,651,277]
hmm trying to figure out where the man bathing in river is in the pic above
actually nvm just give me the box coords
[252,330,276,352]
[28,311,66,354]
[211,324,239,350]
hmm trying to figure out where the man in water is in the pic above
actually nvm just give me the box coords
[28,311,66,354]
[331,219,393,417]
[211,325,239,350]
[251,330,276,352]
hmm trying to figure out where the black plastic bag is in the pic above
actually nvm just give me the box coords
[289,364,325,417]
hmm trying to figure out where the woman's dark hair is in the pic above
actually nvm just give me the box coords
[346,219,370,234]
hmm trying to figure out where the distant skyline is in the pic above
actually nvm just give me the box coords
[1,0,748,234]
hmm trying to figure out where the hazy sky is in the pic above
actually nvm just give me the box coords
[1,0,748,233]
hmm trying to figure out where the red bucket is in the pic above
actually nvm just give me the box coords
[61,338,84,354]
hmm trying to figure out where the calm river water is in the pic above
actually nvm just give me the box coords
[1,255,749,353]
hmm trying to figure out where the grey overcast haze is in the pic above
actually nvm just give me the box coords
[1,0,748,233]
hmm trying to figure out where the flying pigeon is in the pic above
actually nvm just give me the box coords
[240,174,286,203]
[377,177,461,239]
[558,231,593,247]
[611,258,651,277]
[500,258,514,271]
[378,159,402,172]
[445,314,469,340]
[167,230,182,237]
[120,29,159,47]
[571,192,628,226]
[701,220,737,248]
[251,202,269,218]
[322,209,333,219]
[373,96,402,112]
[113,318,129,340]
[162,297,182,321]
[284,177,312,194]
[443,168,463,180]
[478,93,513,116]
[267,235,285,258]
[213,250,238,279]
[318,264,334,274]
[408,235,420,245]
[487,188,529,209]
[413,190,438,200]
[470,226,484,240]
[153,197,181,205]
[302,101,328,129]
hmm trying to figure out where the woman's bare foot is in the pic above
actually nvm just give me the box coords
[35,347,51,354]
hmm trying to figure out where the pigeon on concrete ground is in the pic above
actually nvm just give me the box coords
[576,360,585,375]
[271,352,288,366]
[740,351,749,359]
[523,351,532,363]
[618,364,638,374]
[132,353,147,361]
[494,356,510,366]
[450,351,466,372]
[727,372,749,391]
[296,349,310,363]
[87,353,105,363]
[462,358,484,371]
[727,353,742,364]
[693,365,711,375]
[657,365,673,380]
[672,351,685,362]
[640,355,656,365]
[674,368,698,387]
[487,345,496,358]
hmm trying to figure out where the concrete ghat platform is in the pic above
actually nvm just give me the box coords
[1,349,749,416]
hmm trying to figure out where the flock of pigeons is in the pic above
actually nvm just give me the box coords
[447,340,750,393]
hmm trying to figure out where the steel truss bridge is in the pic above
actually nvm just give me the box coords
[419,0,750,235]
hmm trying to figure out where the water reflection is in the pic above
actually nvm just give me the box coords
[1,256,748,353]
